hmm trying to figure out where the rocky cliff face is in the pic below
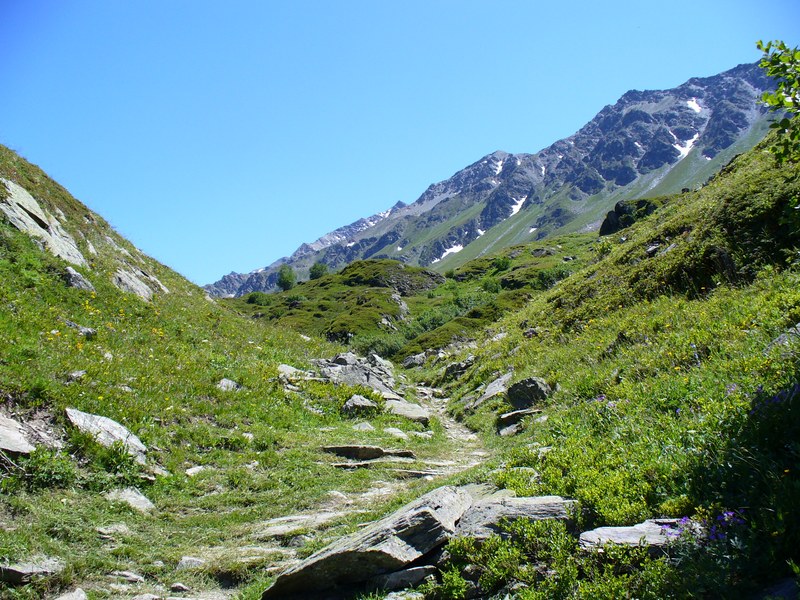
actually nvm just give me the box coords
[207,62,774,296]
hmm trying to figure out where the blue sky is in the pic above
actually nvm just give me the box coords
[1,1,798,285]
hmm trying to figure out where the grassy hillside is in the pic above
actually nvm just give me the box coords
[1,125,799,599]
[0,148,459,599]
[412,133,800,597]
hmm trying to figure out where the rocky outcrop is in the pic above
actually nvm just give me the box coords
[261,486,473,599]
[313,352,401,399]
[0,178,87,266]
[384,399,430,424]
[65,407,147,464]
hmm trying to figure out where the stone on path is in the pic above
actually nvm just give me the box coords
[0,556,65,585]
[579,519,679,554]
[0,414,35,454]
[261,485,473,599]
[384,399,430,425]
[322,445,415,461]
[65,407,147,464]
[455,495,576,540]
[105,487,156,513]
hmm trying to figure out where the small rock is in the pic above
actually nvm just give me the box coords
[352,422,375,432]
[170,582,190,592]
[96,523,131,537]
[456,496,576,540]
[0,414,36,454]
[217,378,241,392]
[185,465,207,477]
[384,399,430,424]
[383,427,409,440]
[176,556,206,570]
[131,595,161,600]
[497,407,542,428]
[66,369,87,382]
[507,377,552,410]
[442,355,475,381]
[467,372,513,411]
[65,320,96,340]
[63,266,95,292]
[372,565,438,591]
[402,353,426,368]
[579,519,678,554]
[53,588,88,600]
[0,557,65,585]
[322,445,394,461]
[65,407,147,464]
[110,570,145,583]
[105,487,156,513]
[342,394,378,415]
[409,431,434,439]
[498,422,523,437]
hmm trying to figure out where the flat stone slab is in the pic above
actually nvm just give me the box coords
[53,589,88,600]
[497,408,542,428]
[579,519,679,553]
[0,556,65,585]
[66,407,147,464]
[455,496,576,540]
[105,487,156,513]
[261,485,473,599]
[384,400,430,424]
[466,372,513,411]
[322,445,416,461]
[0,415,35,454]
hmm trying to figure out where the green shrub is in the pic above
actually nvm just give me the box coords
[1,448,77,492]
[246,291,272,306]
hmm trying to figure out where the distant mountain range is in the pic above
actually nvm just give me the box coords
[205,62,774,297]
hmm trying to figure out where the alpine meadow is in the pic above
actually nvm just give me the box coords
[1,38,800,600]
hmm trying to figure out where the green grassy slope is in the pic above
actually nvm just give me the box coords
[415,133,800,597]
[0,148,455,599]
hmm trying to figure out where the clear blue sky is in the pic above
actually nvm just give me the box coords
[1,1,798,284]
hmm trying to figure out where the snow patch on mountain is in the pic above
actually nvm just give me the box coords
[687,98,702,113]
[510,196,527,216]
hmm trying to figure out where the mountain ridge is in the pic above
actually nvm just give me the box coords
[206,61,774,296]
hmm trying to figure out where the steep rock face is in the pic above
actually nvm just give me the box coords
[206,62,774,295]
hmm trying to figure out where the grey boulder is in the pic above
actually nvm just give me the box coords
[384,399,430,425]
[0,556,65,585]
[261,485,473,599]
[65,407,147,464]
[507,377,552,410]
[455,496,576,540]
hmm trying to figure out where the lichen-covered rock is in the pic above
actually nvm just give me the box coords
[0,415,36,454]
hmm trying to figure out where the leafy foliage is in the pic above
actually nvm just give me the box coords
[276,264,297,291]
[309,261,328,280]
[758,39,800,163]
